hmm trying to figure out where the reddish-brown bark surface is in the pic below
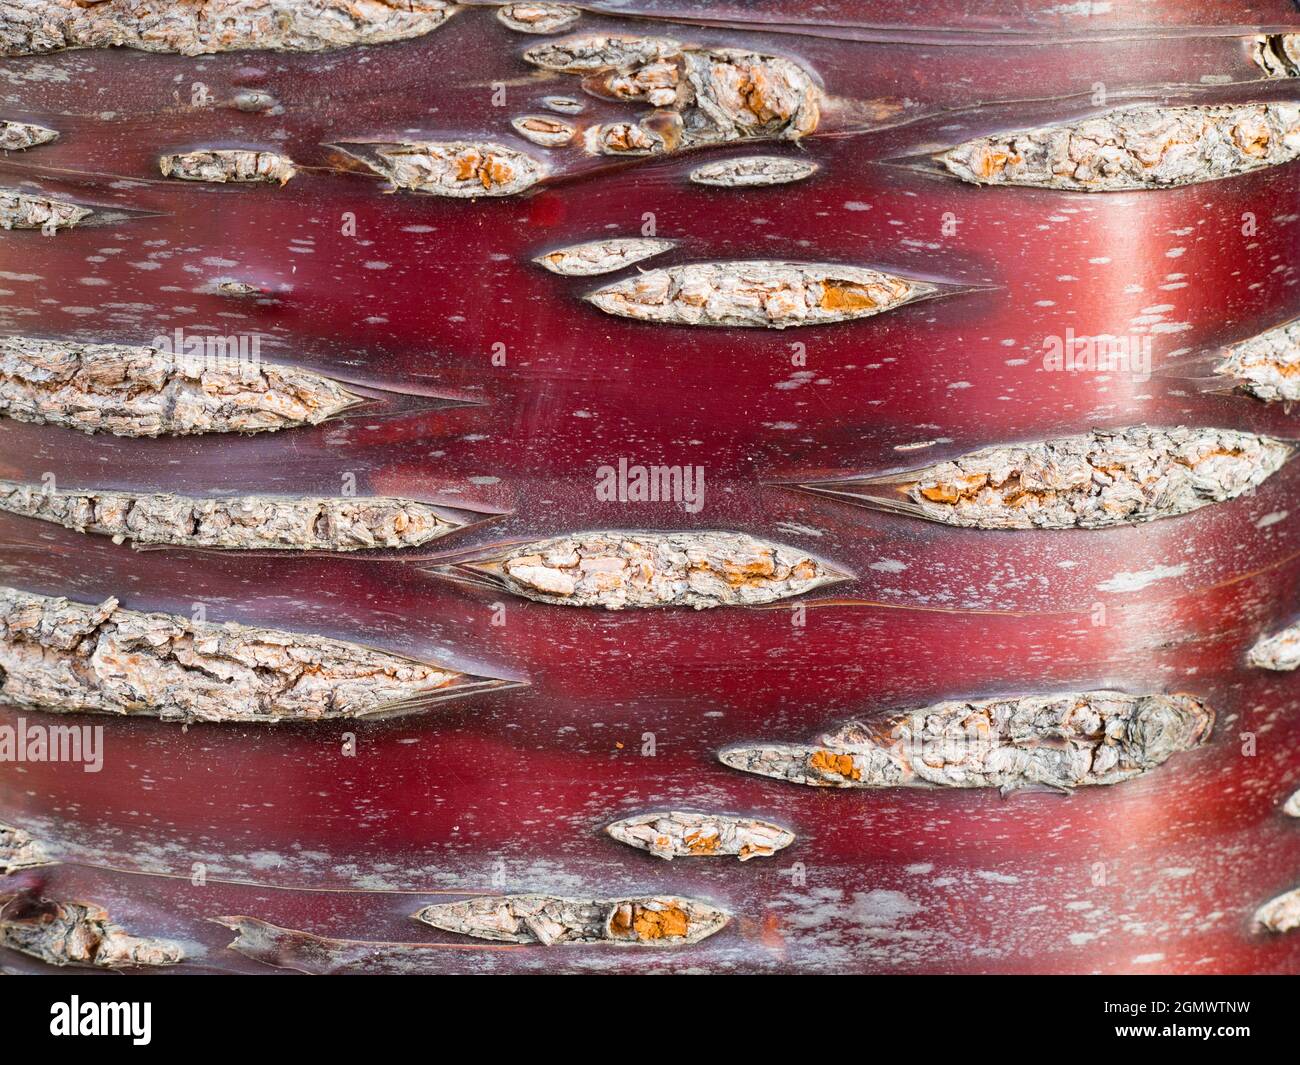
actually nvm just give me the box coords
[1,1,1299,973]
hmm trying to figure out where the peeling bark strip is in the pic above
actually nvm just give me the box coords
[940,103,1300,191]
[511,115,576,147]
[1255,888,1300,933]
[0,822,51,874]
[0,895,182,967]
[0,586,496,722]
[534,237,675,276]
[0,189,90,231]
[825,426,1290,530]
[159,149,295,185]
[0,481,461,551]
[217,917,514,975]
[1247,621,1300,671]
[588,261,931,328]
[605,812,794,861]
[497,4,579,34]
[524,35,819,155]
[0,0,454,57]
[720,692,1214,792]
[1255,34,1300,78]
[0,336,358,436]
[689,156,817,187]
[358,141,545,197]
[415,895,729,946]
[0,120,57,150]
[462,531,846,610]
[1217,321,1300,402]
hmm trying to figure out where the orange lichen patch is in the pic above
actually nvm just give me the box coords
[625,904,691,940]
[1232,117,1273,156]
[1217,321,1300,402]
[511,115,576,147]
[819,282,880,313]
[683,831,720,854]
[810,749,859,779]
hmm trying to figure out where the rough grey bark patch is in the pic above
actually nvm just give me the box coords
[1254,34,1300,78]
[460,531,848,609]
[689,156,818,187]
[940,103,1300,190]
[542,94,583,114]
[511,115,576,147]
[0,822,51,874]
[1247,621,1300,671]
[0,585,498,723]
[1283,788,1300,817]
[355,141,546,197]
[1217,321,1300,402]
[720,691,1214,792]
[588,261,932,328]
[0,120,57,150]
[0,335,360,436]
[0,188,90,231]
[0,0,455,56]
[524,34,820,156]
[1255,888,1300,932]
[605,812,795,861]
[497,4,580,35]
[835,426,1291,530]
[0,480,462,551]
[159,149,296,184]
[414,894,730,945]
[534,237,675,275]
[0,894,183,967]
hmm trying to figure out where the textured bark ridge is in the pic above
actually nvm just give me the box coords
[720,692,1214,792]
[511,115,576,147]
[1247,621,1300,671]
[0,336,359,436]
[808,427,1290,530]
[689,155,818,187]
[588,261,932,328]
[1255,888,1300,933]
[159,149,296,185]
[351,141,546,197]
[0,894,183,967]
[534,237,675,276]
[497,3,579,35]
[0,586,498,723]
[0,120,56,150]
[458,531,847,610]
[524,34,820,156]
[1255,34,1300,77]
[605,812,795,861]
[940,103,1300,191]
[0,189,90,231]
[414,894,730,945]
[0,0,455,57]
[0,481,461,551]
[1217,321,1300,402]
[0,822,51,874]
